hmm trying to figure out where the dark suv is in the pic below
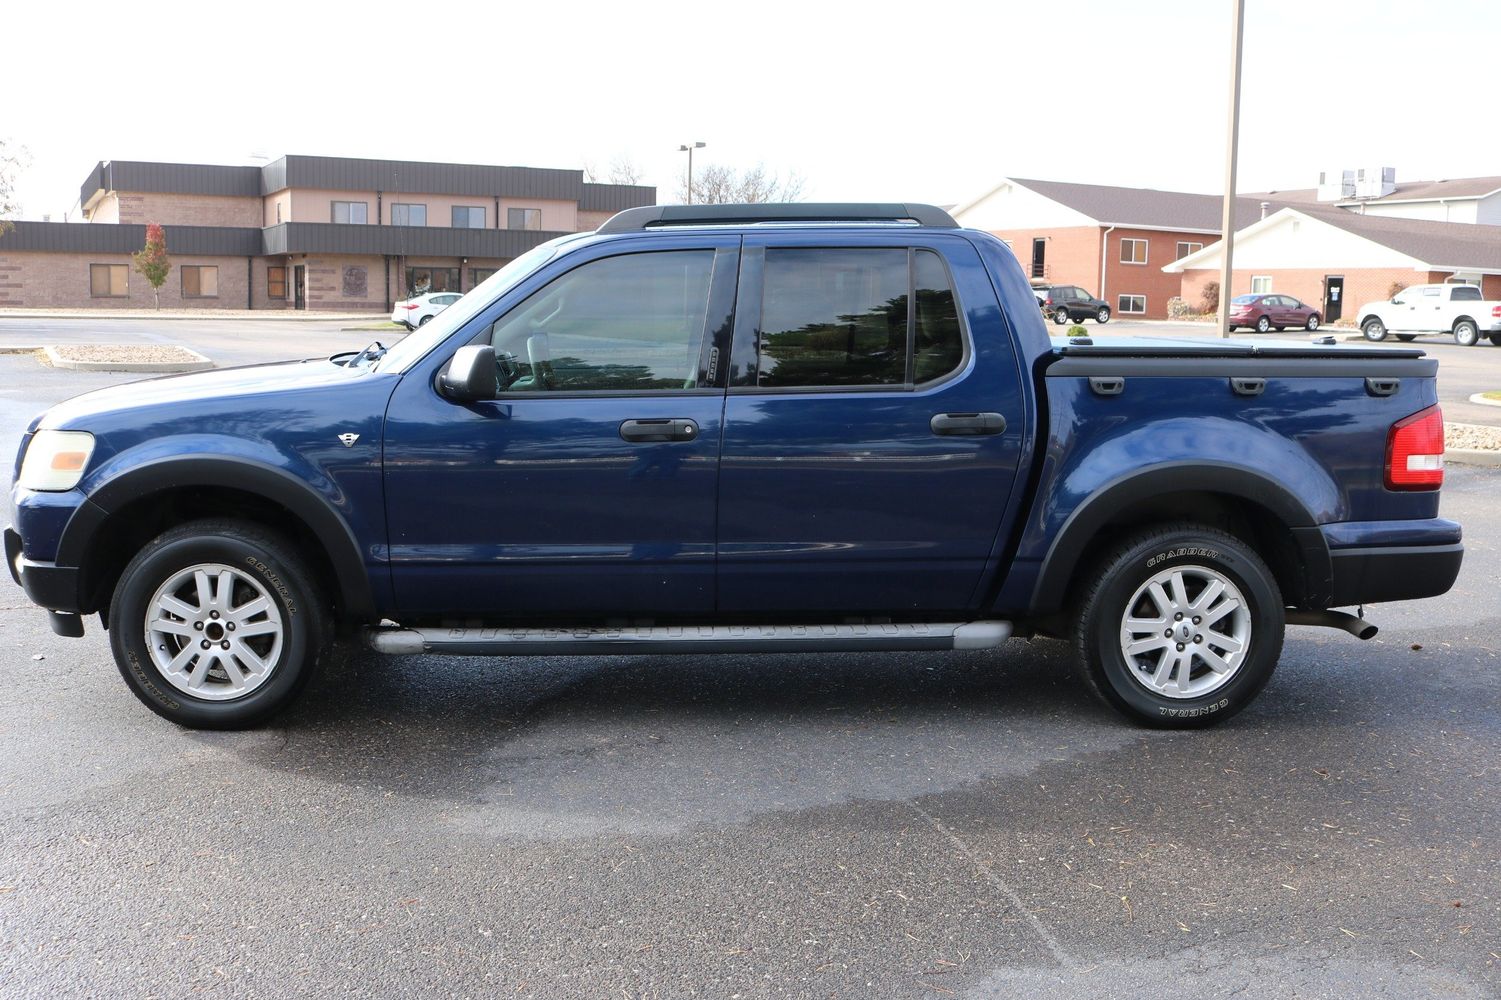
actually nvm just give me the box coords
[1034,285,1111,325]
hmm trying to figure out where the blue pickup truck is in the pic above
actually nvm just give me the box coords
[6,204,1463,729]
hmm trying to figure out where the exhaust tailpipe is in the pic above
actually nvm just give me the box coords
[1285,609,1378,640]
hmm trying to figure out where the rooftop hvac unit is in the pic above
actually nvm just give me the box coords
[1317,169,1355,202]
[1354,167,1397,199]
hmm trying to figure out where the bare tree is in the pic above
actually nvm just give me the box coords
[677,163,805,204]
[583,155,645,186]
[0,138,28,237]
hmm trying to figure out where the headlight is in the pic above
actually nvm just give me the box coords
[18,430,95,492]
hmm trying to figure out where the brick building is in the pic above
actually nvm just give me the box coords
[0,156,655,310]
[1165,206,1501,324]
[951,177,1269,319]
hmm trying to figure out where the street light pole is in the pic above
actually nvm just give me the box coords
[678,142,706,204]
[1217,0,1246,339]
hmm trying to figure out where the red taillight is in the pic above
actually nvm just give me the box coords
[402,303,419,310]
[1386,405,1445,491]
[1491,305,1501,317]
[1045,297,1054,304]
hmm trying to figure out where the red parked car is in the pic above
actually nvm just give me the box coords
[1227,293,1321,333]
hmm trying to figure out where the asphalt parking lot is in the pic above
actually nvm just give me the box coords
[0,317,1497,998]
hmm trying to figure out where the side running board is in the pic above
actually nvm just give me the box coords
[364,621,1013,657]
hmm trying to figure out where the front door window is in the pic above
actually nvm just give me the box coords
[483,250,715,392]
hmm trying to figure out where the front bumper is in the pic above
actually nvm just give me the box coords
[1321,518,1463,606]
[5,526,86,613]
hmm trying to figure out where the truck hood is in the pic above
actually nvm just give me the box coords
[36,357,381,432]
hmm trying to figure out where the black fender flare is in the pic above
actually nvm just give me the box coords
[59,455,377,620]
[1029,462,1331,614]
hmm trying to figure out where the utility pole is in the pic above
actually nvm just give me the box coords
[1217,0,1245,339]
[678,142,706,204]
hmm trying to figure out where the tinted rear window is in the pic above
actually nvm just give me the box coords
[913,250,963,383]
[758,248,908,388]
[1451,285,1482,300]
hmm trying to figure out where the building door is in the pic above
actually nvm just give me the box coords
[293,265,306,310]
[1031,238,1046,279]
[1323,275,1343,323]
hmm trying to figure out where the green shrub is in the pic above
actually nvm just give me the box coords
[1067,324,1089,337]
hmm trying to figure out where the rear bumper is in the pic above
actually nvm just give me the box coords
[1321,518,1463,606]
[5,526,85,613]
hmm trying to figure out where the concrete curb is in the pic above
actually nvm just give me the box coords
[44,345,214,373]
[1467,393,1501,408]
[1447,448,1501,468]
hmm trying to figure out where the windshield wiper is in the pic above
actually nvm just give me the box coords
[345,341,388,369]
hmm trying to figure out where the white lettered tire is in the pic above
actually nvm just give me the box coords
[1074,524,1284,727]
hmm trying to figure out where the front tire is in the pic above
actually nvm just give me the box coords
[1455,320,1480,347]
[1096,307,1111,324]
[1073,524,1284,728]
[108,520,329,729]
[1363,318,1388,341]
[1306,315,1320,331]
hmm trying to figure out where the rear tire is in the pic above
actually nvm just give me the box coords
[1073,524,1284,728]
[1255,316,1271,333]
[108,519,329,729]
[1053,308,1072,326]
[418,314,433,327]
[1489,333,1501,347]
[1455,320,1480,347]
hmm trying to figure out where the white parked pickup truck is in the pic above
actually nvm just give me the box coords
[1358,283,1501,346]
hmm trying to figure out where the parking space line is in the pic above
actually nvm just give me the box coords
[908,801,1075,968]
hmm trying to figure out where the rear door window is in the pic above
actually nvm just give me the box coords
[752,247,965,389]
[1451,285,1482,301]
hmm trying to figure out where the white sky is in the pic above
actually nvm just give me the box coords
[6,0,1499,220]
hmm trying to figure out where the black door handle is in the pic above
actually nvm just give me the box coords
[930,412,1006,436]
[619,418,699,443]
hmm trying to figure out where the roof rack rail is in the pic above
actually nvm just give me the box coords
[596,202,959,234]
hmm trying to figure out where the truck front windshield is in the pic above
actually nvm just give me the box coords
[374,237,577,373]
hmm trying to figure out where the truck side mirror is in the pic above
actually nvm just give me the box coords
[439,345,498,402]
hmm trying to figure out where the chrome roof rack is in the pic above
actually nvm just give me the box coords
[596,202,959,234]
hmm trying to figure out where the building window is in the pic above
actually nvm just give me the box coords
[275,202,282,224]
[89,263,127,297]
[1251,276,1272,294]
[181,265,219,298]
[268,266,288,299]
[1120,238,1148,264]
[470,267,498,288]
[407,267,461,295]
[452,206,486,229]
[391,203,427,226]
[1176,241,1203,260]
[331,201,368,224]
[507,207,542,231]
[1117,294,1146,314]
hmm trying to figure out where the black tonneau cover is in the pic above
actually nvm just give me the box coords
[1045,336,1435,377]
